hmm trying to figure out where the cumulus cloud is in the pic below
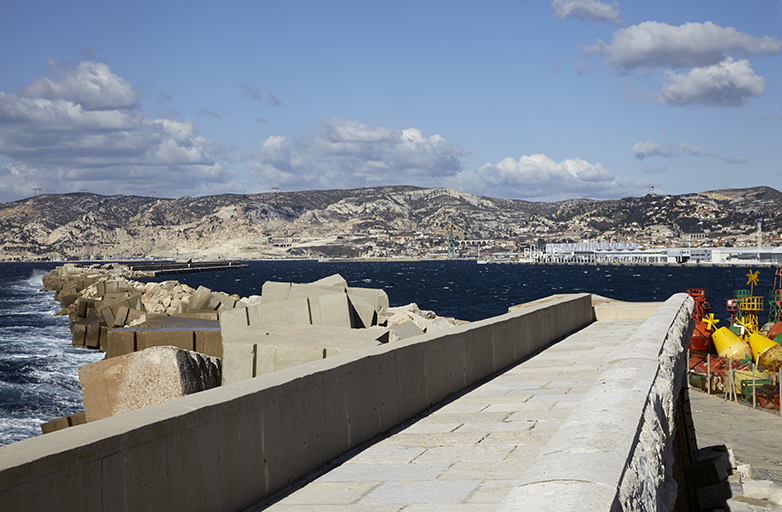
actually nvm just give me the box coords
[580,21,779,108]
[246,118,467,190]
[551,0,622,25]
[18,59,139,110]
[656,58,765,107]
[581,21,781,70]
[633,140,746,163]
[450,154,651,200]
[0,61,238,202]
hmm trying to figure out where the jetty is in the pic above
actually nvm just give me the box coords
[5,288,747,511]
[126,260,247,276]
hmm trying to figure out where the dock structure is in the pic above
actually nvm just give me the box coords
[0,293,697,511]
[127,260,247,276]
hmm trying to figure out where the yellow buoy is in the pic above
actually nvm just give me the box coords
[748,331,782,370]
[711,327,752,361]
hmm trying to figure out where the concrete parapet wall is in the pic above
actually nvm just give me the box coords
[0,293,592,512]
[498,293,695,512]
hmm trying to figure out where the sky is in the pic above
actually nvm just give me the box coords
[1,0,780,204]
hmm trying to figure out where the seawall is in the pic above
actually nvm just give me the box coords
[0,293,591,510]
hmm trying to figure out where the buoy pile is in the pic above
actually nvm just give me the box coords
[687,270,782,411]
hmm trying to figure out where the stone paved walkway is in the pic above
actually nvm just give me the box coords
[255,318,645,511]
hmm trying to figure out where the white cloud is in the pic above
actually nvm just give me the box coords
[580,21,779,108]
[657,58,766,107]
[19,59,139,110]
[246,118,468,190]
[633,140,746,163]
[551,0,622,25]
[0,61,239,202]
[581,21,781,70]
[450,154,651,200]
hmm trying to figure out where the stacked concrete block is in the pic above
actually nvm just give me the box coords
[40,411,86,434]
[220,274,402,384]
[79,345,221,422]
[221,323,392,385]
[186,285,222,312]
[105,316,222,359]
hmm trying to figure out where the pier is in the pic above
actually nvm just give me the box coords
[0,293,701,511]
[126,260,248,276]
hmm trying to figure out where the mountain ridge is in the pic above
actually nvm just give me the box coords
[1,185,779,260]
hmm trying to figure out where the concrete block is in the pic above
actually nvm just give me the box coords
[176,309,220,321]
[347,286,390,313]
[698,444,736,473]
[72,322,87,347]
[195,330,222,359]
[697,480,732,510]
[213,291,237,309]
[289,283,345,300]
[40,411,87,434]
[106,329,136,359]
[98,326,108,352]
[219,307,249,342]
[348,294,377,328]
[79,345,221,421]
[85,323,101,349]
[127,294,145,312]
[99,307,116,329]
[311,293,352,327]
[75,298,99,318]
[187,286,221,311]
[113,306,130,328]
[687,456,729,488]
[261,281,291,304]
[389,320,425,340]
[136,329,195,352]
[126,308,145,325]
[40,415,70,435]
[221,342,256,385]
[311,273,348,288]
[257,298,313,326]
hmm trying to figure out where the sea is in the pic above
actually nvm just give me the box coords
[0,260,775,447]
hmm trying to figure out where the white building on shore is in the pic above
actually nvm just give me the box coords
[532,243,782,266]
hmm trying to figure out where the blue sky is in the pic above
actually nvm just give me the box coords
[1,0,780,203]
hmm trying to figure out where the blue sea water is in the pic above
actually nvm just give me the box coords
[0,260,775,446]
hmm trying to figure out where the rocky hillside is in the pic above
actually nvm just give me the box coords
[0,185,780,260]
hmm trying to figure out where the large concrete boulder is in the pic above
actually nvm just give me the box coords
[78,346,221,422]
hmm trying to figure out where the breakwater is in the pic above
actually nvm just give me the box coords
[0,261,777,448]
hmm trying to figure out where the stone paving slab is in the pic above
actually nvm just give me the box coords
[257,319,644,511]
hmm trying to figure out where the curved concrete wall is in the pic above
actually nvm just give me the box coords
[498,293,695,512]
[0,294,593,512]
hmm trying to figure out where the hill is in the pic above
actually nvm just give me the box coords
[0,185,779,260]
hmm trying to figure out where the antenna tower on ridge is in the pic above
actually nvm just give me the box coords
[33,188,42,196]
